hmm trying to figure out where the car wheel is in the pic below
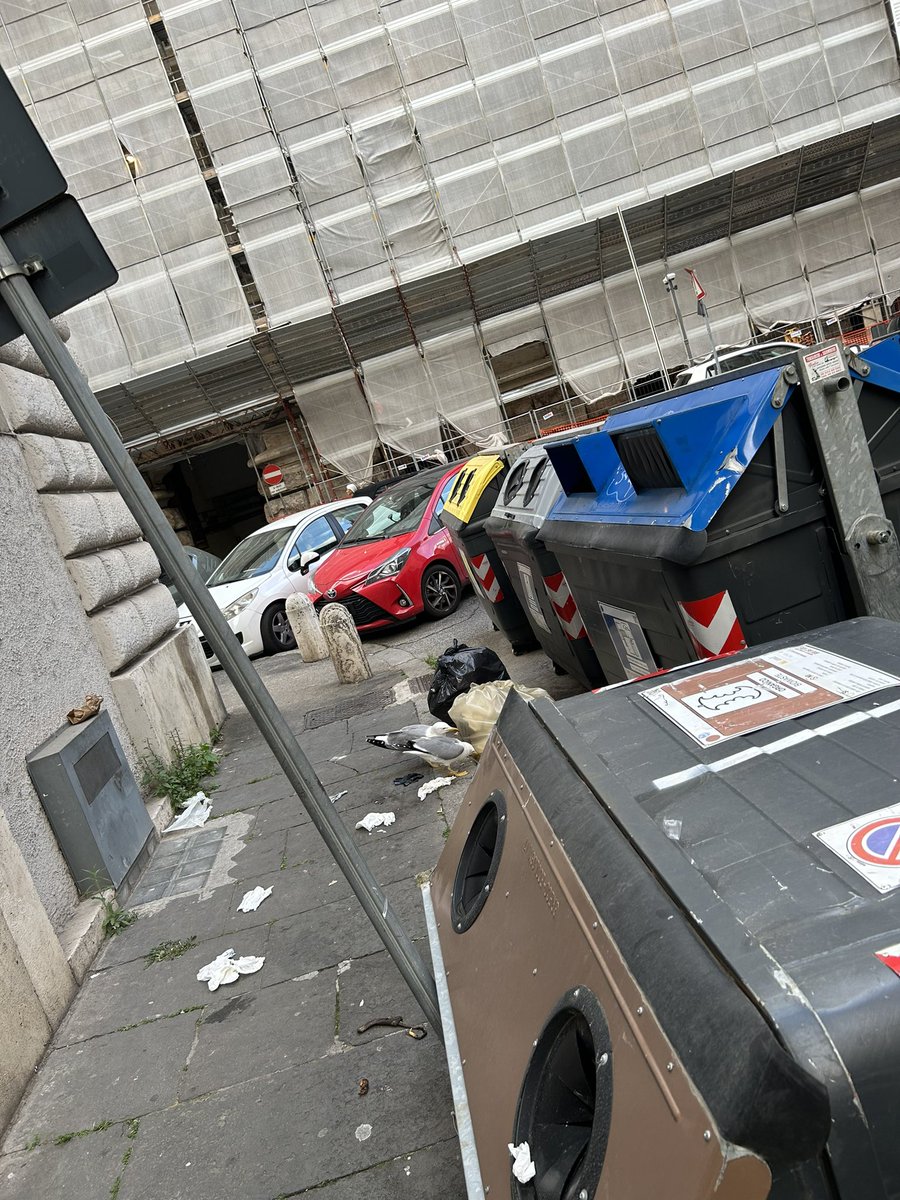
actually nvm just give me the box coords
[261,603,296,654]
[421,563,461,619]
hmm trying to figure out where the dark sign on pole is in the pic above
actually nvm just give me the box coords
[0,197,118,345]
[0,70,118,346]
[0,69,66,230]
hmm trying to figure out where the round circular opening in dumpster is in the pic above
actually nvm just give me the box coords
[451,790,506,933]
[513,987,613,1200]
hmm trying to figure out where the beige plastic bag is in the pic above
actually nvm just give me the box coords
[449,680,550,755]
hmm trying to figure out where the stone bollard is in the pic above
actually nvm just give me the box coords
[285,593,329,662]
[318,603,373,684]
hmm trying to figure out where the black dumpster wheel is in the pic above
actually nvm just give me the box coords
[421,563,461,619]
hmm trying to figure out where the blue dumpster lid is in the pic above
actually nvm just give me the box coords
[854,332,900,390]
[544,366,793,530]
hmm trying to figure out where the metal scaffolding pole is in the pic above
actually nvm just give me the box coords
[617,207,671,390]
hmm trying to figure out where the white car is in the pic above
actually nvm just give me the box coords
[673,341,801,388]
[178,497,369,661]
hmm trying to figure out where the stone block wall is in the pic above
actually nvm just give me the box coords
[0,327,225,1132]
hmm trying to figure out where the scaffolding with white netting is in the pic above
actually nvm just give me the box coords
[2,0,900,484]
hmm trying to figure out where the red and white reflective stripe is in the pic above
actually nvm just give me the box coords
[543,571,587,640]
[471,553,504,603]
[677,590,746,658]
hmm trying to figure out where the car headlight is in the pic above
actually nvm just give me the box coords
[222,589,258,621]
[363,548,411,585]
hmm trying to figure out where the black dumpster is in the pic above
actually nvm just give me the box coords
[431,615,900,1199]
[484,444,606,688]
[540,357,861,684]
[441,453,538,655]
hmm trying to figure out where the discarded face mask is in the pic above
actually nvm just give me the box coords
[236,886,273,913]
[355,812,396,833]
[417,776,453,801]
[197,948,265,992]
[165,792,212,833]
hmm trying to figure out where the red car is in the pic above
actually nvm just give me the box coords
[308,464,467,631]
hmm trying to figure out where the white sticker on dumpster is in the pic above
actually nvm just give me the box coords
[641,646,900,747]
[599,603,656,679]
[803,343,844,382]
[517,563,550,632]
[814,804,900,894]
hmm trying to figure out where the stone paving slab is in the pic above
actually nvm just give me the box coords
[227,826,288,882]
[4,1014,199,1151]
[0,1122,134,1200]
[209,774,294,814]
[221,860,354,937]
[179,971,338,1101]
[91,885,237,971]
[263,879,427,988]
[306,1136,466,1199]
[117,1031,455,1200]
[54,929,268,1049]
[336,950,427,1046]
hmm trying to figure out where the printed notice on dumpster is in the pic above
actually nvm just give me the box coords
[802,343,844,382]
[640,645,900,747]
[517,563,550,632]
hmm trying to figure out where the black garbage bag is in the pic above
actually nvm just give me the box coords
[427,640,509,723]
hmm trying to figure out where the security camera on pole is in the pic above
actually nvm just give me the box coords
[684,267,720,374]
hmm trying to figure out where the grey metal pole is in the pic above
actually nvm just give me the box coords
[663,272,692,364]
[0,232,442,1036]
[616,207,671,390]
[793,340,900,621]
[699,301,721,374]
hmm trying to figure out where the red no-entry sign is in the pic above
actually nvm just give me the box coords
[262,464,283,487]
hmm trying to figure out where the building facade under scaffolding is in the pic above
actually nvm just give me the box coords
[3,0,900,535]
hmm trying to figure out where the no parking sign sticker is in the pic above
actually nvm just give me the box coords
[814,803,900,894]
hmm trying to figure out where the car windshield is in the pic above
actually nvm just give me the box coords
[206,527,294,586]
[341,480,435,544]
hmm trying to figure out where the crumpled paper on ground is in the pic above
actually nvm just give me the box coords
[417,776,453,801]
[355,812,396,833]
[237,886,273,913]
[197,948,265,992]
[508,1141,536,1184]
[165,792,212,833]
[450,681,550,755]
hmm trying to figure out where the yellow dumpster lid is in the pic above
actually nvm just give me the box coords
[443,455,506,523]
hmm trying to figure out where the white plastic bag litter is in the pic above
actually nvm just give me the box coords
[450,682,550,755]
[236,886,273,913]
[417,776,453,801]
[508,1142,536,1184]
[165,792,212,833]
[355,812,396,833]
[197,948,265,992]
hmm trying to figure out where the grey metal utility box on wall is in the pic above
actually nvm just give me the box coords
[26,711,152,893]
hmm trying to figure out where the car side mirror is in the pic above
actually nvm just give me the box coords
[296,549,320,574]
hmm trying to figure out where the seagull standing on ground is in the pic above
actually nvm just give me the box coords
[404,735,476,777]
[366,721,456,752]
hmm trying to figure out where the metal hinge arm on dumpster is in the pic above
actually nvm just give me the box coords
[792,342,900,622]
